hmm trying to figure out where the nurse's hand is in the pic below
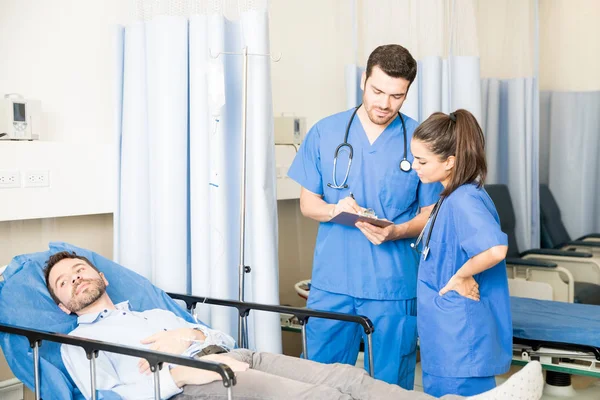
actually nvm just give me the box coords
[439,275,480,301]
[331,196,361,219]
[355,221,397,245]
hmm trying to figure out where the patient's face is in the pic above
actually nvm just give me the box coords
[48,258,108,314]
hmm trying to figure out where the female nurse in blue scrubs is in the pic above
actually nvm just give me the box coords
[410,109,512,397]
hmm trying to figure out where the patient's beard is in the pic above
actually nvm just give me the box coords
[66,278,107,313]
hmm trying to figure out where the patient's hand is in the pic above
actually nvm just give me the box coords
[138,328,206,374]
[200,354,250,372]
[171,356,249,387]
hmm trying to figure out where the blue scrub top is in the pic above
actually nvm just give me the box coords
[288,109,442,300]
[417,184,512,378]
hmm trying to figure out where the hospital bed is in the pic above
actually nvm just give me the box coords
[0,242,375,400]
[295,279,600,398]
[486,184,600,305]
[511,296,600,398]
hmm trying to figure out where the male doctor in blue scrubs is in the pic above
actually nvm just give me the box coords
[287,44,442,388]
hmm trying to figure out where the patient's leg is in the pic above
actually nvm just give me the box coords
[174,369,355,399]
[184,350,541,400]
[224,349,447,400]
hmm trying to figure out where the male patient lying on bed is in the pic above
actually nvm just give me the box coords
[45,251,542,400]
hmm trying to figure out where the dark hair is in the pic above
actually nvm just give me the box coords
[44,251,99,304]
[365,44,417,85]
[413,109,487,196]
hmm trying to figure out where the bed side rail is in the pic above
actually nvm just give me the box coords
[514,337,600,361]
[0,322,236,400]
[167,293,376,376]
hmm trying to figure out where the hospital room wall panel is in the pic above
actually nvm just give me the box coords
[0,214,113,265]
[277,199,319,308]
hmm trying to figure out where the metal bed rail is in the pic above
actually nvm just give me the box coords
[0,322,236,400]
[513,337,600,379]
[167,293,376,376]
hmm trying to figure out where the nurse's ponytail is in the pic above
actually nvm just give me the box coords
[413,109,486,196]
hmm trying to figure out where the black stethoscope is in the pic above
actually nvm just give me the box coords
[411,196,445,260]
[327,105,411,189]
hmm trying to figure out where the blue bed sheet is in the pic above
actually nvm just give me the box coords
[511,296,600,348]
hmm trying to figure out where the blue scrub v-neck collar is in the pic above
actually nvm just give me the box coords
[354,112,402,153]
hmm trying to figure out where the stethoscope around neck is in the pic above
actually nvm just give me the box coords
[411,196,445,260]
[327,105,411,189]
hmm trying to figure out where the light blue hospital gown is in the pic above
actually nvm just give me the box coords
[417,183,512,397]
[288,108,442,388]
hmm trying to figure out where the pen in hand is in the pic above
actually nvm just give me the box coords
[349,192,362,215]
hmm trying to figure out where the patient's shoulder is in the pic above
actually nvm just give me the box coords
[67,324,94,340]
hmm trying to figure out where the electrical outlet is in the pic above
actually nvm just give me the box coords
[24,170,49,188]
[0,170,20,188]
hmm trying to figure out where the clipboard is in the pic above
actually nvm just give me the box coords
[330,212,393,228]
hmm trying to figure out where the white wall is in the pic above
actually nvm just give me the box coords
[539,0,600,91]
[477,0,535,79]
[0,141,116,222]
[269,0,354,129]
[0,0,135,144]
[0,0,135,222]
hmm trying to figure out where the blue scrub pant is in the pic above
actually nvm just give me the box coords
[305,287,417,389]
[422,371,496,397]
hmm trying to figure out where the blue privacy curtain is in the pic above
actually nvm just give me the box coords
[540,92,600,237]
[114,0,281,353]
[538,0,600,238]
[346,0,540,250]
[478,0,540,251]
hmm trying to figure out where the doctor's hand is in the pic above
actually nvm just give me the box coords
[355,221,398,245]
[138,328,206,375]
[330,196,361,219]
[439,275,480,301]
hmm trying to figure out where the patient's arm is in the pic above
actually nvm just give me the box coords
[134,309,236,375]
[141,327,206,352]
[138,327,206,374]
[61,343,184,400]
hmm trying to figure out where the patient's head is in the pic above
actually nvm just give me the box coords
[45,251,110,315]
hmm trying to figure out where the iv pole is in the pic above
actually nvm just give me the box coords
[209,47,281,348]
